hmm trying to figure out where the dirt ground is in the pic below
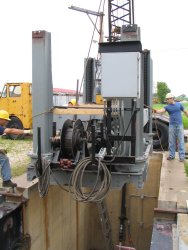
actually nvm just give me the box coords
[0,137,33,179]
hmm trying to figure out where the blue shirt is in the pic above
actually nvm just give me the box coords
[164,102,184,125]
[0,126,5,135]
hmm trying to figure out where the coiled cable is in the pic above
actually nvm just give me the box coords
[69,157,111,202]
[35,158,51,198]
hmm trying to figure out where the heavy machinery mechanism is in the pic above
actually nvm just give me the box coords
[26,2,153,249]
[0,192,31,250]
[28,0,153,195]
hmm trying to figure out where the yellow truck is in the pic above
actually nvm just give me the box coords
[0,82,32,139]
[0,82,80,139]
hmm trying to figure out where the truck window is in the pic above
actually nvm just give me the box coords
[1,85,7,98]
[9,85,21,97]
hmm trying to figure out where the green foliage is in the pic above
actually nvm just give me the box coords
[182,103,188,109]
[177,94,188,102]
[152,103,165,109]
[182,116,188,130]
[11,165,27,177]
[157,82,171,103]
[184,162,188,177]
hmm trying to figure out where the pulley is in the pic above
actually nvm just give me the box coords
[60,119,86,159]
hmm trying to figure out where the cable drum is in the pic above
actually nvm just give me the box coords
[69,157,111,202]
[60,119,86,159]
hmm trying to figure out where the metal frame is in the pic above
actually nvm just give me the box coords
[108,0,135,41]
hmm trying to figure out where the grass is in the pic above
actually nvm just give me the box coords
[0,136,33,177]
[11,165,28,177]
[153,102,188,129]
[184,161,188,177]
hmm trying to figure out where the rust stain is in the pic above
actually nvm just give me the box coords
[43,196,50,250]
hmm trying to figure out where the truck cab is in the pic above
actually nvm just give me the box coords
[0,82,32,138]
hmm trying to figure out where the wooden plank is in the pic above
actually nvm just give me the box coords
[53,105,104,115]
[158,152,188,211]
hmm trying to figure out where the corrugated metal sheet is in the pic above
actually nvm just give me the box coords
[52,88,83,106]
[53,95,83,106]
[53,88,77,94]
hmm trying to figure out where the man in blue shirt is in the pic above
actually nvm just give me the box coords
[0,110,31,188]
[153,93,188,162]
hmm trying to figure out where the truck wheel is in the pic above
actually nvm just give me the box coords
[6,117,24,140]
[152,120,169,150]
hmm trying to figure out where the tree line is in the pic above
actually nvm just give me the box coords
[153,82,188,103]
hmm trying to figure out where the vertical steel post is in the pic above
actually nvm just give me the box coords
[91,125,96,165]
[106,100,112,155]
[37,127,42,175]
[32,30,53,154]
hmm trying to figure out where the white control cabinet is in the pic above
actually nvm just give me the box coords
[101,52,141,98]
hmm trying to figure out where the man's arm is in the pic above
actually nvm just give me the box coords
[183,110,188,117]
[4,128,32,135]
[153,107,166,114]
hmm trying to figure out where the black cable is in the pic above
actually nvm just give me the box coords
[50,169,70,193]
[144,103,165,151]
[103,101,136,163]
[35,158,51,198]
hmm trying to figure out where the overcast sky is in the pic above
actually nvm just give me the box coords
[0,0,188,96]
